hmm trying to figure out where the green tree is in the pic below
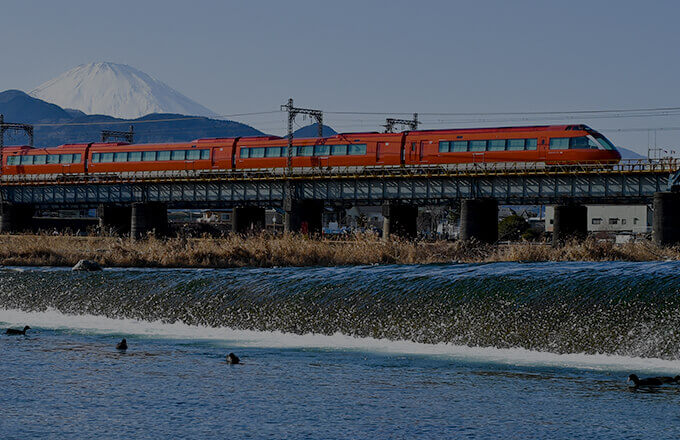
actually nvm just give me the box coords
[498,215,530,241]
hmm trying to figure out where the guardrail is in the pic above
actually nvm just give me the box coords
[0,159,678,186]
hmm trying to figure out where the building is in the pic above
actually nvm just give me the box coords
[545,205,652,234]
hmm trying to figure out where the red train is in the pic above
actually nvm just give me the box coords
[0,124,621,177]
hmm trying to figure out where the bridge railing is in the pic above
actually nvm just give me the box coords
[0,159,678,185]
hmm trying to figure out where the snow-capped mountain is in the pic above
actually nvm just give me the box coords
[29,62,218,119]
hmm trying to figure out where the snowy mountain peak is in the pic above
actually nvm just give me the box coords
[29,62,218,119]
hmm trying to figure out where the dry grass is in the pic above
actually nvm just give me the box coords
[0,233,677,268]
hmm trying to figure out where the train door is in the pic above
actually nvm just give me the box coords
[376,142,386,165]
[538,137,548,161]
[419,141,427,163]
[407,141,418,164]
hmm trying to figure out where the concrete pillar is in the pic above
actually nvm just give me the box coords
[131,202,168,239]
[284,200,323,234]
[97,204,132,234]
[0,203,35,233]
[653,192,680,246]
[382,202,418,239]
[552,204,587,246]
[460,198,498,243]
[231,207,266,234]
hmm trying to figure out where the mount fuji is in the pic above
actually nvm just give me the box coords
[29,62,219,119]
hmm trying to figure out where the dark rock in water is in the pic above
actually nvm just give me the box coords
[226,353,240,364]
[72,260,102,271]
[6,325,30,335]
[116,338,128,350]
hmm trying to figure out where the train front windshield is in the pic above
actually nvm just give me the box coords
[590,132,617,150]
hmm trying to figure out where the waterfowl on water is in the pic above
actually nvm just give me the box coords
[651,375,680,384]
[5,325,30,335]
[627,374,670,387]
[226,353,240,364]
[116,338,128,350]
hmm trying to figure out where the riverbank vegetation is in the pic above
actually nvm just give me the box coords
[0,233,677,268]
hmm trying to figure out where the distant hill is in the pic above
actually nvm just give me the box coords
[0,90,263,147]
[617,146,646,159]
[292,123,337,138]
[0,90,72,123]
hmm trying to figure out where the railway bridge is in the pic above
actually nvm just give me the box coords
[1,159,679,245]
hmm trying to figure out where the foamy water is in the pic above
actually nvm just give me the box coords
[3,307,679,375]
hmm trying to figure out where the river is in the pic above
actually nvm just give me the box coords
[1,262,679,438]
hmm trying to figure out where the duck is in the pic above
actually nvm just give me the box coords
[628,374,665,387]
[116,338,128,350]
[6,325,31,335]
[651,375,680,384]
[226,352,240,364]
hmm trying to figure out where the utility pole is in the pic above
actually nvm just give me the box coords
[280,98,323,175]
[384,113,419,133]
[0,114,34,203]
[101,125,134,143]
[0,114,34,148]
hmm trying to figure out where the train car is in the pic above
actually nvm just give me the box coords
[0,124,621,179]
[406,124,620,166]
[2,143,89,176]
[234,132,404,171]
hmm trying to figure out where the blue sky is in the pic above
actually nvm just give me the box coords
[2,0,680,154]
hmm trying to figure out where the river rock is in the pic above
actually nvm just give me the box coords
[72,259,102,271]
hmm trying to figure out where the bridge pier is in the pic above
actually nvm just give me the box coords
[97,204,131,235]
[131,202,168,239]
[382,202,417,240]
[460,198,498,243]
[284,200,323,234]
[552,204,587,246]
[231,207,266,234]
[0,203,35,233]
[653,192,680,246]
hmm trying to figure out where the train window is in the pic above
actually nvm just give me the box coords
[240,148,250,158]
[314,145,330,156]
[7,156,19,165]
[297,146,313,157]
[525,139,537,150]
[488,140,506,151]
[186,149,201,160]
[438,141,450,153]
[73,154,82,162]
[158,151,171,161]
[569,136,599,149]
[452,141,468,152]
[507,139,525,151]
[469,140,487,152]
[33,155,47,165]
[101,152,114,162]
[200,149,210,160]
[113,152,127,163]
[91,153,101,163]
[20,155,34,165]
[171,150,186,161]
[549,138,570,149]
[330,144,347,156]
[142,151,157,161]
[128,151,142,162]
[265,147,281,158]
[348,144,367,155]
[251,147,266,158]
